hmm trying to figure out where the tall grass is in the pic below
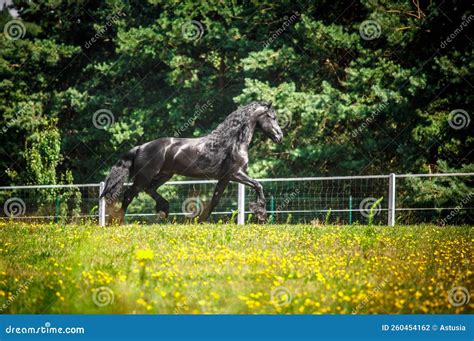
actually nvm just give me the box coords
[0,222,471,314]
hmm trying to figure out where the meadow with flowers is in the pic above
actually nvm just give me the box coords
[0,222,472,314]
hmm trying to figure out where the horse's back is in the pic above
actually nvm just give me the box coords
[132,137,206,178]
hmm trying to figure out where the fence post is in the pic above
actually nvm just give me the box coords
[348,195,352,225]
[54,195,61,223]
[269,195,275,224]
[237,183,245,225]
[388,173,396,226]
[99,181,106,226]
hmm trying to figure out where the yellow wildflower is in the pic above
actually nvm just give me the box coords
[136,248,154,261]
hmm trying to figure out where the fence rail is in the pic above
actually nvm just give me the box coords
[0,173,472,226]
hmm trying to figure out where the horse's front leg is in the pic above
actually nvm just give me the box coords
[198,178,229,223]
[230,171,267,222]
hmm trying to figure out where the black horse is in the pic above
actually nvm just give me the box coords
[100,101,283,223]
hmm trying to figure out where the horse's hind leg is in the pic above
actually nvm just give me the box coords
[146,174,173,219]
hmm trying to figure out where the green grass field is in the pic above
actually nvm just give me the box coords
[0,222,472,314]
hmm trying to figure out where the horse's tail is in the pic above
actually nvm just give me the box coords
[100,147,138,202]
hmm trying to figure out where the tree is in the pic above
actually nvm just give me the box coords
[1,0,472,221]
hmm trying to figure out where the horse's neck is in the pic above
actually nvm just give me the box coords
[237,120,256,150]
[204,117,256,153]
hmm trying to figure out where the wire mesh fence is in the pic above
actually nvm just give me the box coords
[123,181,240,224]
[257,176,389,224]
[0,184,100,224]
[395,173,473,225]
[0,173,472,225]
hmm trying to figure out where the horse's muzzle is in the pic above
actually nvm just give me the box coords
[272,132,283,143]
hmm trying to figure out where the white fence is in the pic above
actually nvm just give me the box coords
[0,173,472,225]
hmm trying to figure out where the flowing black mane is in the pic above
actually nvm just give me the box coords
[205,102,265,149]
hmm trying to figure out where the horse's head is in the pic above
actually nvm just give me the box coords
[253,102,283,143]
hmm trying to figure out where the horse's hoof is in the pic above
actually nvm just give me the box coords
[250,202,267,223]
[158,211,168,219]
[107,207,124,225]
[256,212,267,223]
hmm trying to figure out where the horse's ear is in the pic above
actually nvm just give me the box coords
[267,101,273,108]
[254,104,267,115]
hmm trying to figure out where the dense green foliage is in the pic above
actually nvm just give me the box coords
[1,0,472,185]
